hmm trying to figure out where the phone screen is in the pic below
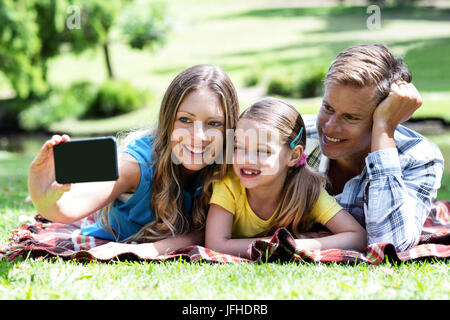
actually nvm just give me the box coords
[53,137,119,184]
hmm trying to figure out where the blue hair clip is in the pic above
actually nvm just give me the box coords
[290,127,304,149]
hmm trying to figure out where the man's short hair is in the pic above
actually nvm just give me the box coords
[324,44,411,105]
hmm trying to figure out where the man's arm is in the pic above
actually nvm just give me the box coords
[366,82,444,251]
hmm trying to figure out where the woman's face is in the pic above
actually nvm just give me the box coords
[317,83,378,164]
[171,88,226,173]
[233,118,291,190]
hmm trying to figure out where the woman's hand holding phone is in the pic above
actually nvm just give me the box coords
[28,134,72,214]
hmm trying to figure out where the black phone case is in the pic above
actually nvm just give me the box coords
[54,136,119,184]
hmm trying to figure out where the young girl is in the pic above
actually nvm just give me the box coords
[28,64,240,257]
[205,98,366,258]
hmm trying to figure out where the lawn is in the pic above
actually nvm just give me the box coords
[1,0,449,300]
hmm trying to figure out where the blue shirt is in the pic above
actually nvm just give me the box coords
[81,136,203,241]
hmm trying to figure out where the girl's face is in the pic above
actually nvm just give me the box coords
[233,118,292,190]
[171,88,226,173]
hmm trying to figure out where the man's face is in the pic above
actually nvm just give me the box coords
[317,83,378,163]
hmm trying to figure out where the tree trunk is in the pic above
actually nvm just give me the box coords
[103,42,115,79]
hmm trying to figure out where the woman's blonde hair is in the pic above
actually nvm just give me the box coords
[97,64,239,242]
[239,98,326,237]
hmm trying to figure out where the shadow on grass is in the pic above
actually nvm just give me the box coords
[217,5,450,33]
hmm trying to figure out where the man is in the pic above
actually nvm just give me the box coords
[304,44,444,252]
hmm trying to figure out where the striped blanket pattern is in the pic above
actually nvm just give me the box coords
[1,201,449,264]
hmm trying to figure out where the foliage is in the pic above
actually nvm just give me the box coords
[18,81,97,131]
[0,0,47,98]
[266,67,327,99]
[84,80,150,118]
[266,75,296,97]
[119,0,171,51]
[297,67,327,98]
[242,68,263,87]
[0,0,170,131]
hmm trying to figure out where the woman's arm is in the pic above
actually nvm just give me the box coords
[205,204,269,258]
[28,134,140,224]
[295,209,367,252]
[88,230,204,259]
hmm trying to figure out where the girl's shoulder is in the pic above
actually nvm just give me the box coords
[214,168,243,192]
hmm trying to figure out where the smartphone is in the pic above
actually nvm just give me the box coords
[53,136,119,184]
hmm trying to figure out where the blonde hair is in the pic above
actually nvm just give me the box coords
[240,98,326,237]
[325,44,412,105]
[97,64,239,242]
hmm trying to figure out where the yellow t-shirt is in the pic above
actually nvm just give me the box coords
[210,170,342,238]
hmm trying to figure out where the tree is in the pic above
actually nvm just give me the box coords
[0,0,170,99]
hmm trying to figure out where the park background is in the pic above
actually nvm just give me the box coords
[0,0,449,299]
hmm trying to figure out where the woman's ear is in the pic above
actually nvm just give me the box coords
[287,145,304,167]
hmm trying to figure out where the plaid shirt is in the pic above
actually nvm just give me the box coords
[303,114,444,252]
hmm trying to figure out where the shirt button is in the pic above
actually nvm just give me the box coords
[369,163,374,169]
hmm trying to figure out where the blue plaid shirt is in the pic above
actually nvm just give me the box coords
[303,114,444,251]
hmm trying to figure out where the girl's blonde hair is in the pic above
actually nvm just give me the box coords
[97,64,239,242]
[239,98,326,237]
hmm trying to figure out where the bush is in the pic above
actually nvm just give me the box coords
[297,68,326,98]
[242,68,263,87]
[265,67,327,98]
[84,80,148,118]
[266,75,296,97]
[18,81,96,131]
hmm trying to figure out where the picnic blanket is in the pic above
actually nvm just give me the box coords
[1,201,449,265]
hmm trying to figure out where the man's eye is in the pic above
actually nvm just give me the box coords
[345,115,359,121]
[323,104,333,112]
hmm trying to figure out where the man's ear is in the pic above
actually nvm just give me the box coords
[287,145,304,167]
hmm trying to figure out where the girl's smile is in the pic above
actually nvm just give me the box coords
[239,167,261,178]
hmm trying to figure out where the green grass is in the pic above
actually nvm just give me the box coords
[0,257,448,300]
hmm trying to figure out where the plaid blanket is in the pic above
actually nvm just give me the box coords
[1,201,449,265]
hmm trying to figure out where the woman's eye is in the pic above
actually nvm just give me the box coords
[179,117,192,123]
[208,121,223,127]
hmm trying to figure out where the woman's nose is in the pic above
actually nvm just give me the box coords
[192,121,207,142]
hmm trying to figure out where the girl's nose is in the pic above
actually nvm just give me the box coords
[245,151,258,165]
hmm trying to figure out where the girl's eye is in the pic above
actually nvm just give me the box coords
[258,150,270,157]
